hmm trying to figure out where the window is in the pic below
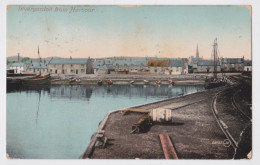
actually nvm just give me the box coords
[81,64,85,67]
[71,64,73,67]
[50,69,52,72]
[71,69,74,73]
[62,64,64,68]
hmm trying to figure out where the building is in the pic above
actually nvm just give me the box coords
[196,60,221,73]
[9,63,26,74]
[96,64,115,74]
[93,59,105,74]
[188,44,204,73]
[147,60,169,74]
[244,60,252,72]
[113,60,147,74]
[221,58,244,72]
[167,59,188,75]
[48,57,92,75]
[26,62,49,74]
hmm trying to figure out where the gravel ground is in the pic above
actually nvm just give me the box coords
[85,75,251,159]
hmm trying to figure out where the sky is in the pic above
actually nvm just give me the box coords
[6,5,252,60]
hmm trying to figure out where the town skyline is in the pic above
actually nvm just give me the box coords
[7,5,251,60]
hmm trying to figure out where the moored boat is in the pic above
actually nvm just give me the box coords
[21,74,51,85]
[76,78,81,83]
[155,80,161,85]
[143,80,150,85]
[97,80,103,86]
[68,77,76,83]
[107,79,113,85]
[168,79,175,85]
[130,80,135,85]
[7,73,42,86]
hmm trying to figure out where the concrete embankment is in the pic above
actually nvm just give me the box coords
[82,75,251,159]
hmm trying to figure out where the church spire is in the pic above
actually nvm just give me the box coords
[196,43,199,59]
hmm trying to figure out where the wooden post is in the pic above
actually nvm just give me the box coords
[159,133,178,159]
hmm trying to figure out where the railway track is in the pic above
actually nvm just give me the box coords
[211,84,252,152]
[232,89,252,121]
[211,88,238,149]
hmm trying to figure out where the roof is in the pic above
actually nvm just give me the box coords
[113,60,147,66]
[49,58,88,64]
[93,60,104,69]
[10,63,25,67]
[169,60,183,67]
[197,60,220,66]
[222,58,244,64]
[28,62,48,69]
[147,60,169,67]
[99,64,115,71]
[244,60,252,66]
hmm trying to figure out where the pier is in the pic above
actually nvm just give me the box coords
[82,74,252,159]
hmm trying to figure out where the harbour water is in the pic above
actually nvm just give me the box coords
[6,84,205,159]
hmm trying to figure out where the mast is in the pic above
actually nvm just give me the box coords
[38,45,42,75]
[212,38,218,79]
[38,45,42,63]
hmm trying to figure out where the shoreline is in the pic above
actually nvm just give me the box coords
[50,73,241,85]
[51,79,206,85]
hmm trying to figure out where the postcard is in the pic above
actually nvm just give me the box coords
[5,4,252,160]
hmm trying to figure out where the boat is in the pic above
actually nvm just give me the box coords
[7,73,41,86]
[143,80,150,85]
[168,79,175,85]
[130,80,135,85]
[107,79,113,85]
[76,78,81,83]
[21,74,50,85]
[68,77,76,83]
[97,80,103,86]
[155,80,161,85]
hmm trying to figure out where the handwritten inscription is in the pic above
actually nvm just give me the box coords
[18,6,95,13]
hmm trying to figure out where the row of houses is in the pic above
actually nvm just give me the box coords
[8,56,251,75]
[189,58,251,73]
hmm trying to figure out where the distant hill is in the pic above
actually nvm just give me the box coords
[7,56,63,64]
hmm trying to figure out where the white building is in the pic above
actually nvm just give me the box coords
[10,63,26,74]
[244,60,252,72]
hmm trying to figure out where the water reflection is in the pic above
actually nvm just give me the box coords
[7,84,204,159]
[8,84,204,100]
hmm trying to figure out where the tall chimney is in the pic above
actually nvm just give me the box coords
[18,53,20,62]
